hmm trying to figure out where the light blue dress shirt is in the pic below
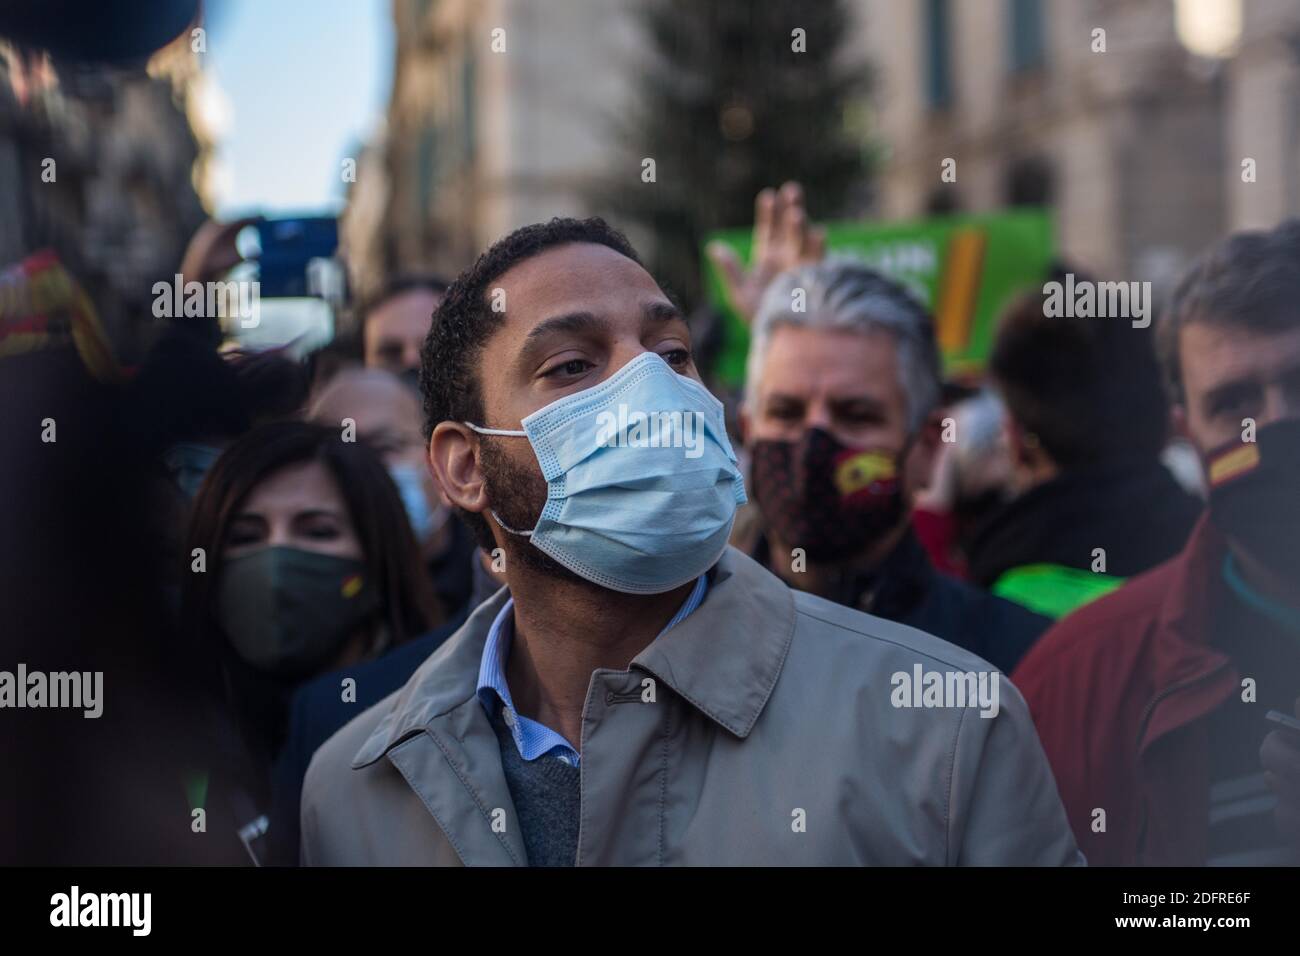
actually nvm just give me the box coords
[476,575,708,767]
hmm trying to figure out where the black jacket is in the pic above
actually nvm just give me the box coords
[269,609,468,865]
[967,458,1202,589]
[755,528,1050,674]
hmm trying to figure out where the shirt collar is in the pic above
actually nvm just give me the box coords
[475,597,518,718]
[474,574,709,764]
[351,549,794,771]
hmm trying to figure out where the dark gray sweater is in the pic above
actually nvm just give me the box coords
[489,707,581,867]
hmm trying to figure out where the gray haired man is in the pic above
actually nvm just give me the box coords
[737,256,1049,673]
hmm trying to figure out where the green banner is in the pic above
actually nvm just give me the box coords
[702,208,1055,388]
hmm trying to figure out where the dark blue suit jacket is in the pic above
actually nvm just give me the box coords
[270,610,467,865]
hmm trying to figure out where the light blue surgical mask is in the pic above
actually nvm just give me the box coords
[465,351,747,593]
[164,442,223,499]
[388,462,449,542]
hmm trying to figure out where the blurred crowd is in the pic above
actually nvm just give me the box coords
[3,4,1300,869]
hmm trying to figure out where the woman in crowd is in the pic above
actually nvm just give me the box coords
[180,420,442,861]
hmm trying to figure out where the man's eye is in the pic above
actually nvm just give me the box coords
[839,410,880,426]
[544,358,593,378]
[662,348,691,368]
[1214,392,1255,416]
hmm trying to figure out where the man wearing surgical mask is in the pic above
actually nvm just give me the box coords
[309,367,478,618]
[1015,220,1300,866]
[299,217,1080,867]
[737,258,1049,675]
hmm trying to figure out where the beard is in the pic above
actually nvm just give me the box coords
[478,437,593,587]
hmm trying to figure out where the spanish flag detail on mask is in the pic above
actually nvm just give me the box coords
[833,449,899,503]
[1208,442,1260,488]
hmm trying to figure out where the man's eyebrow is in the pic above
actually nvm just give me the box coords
[523,311,609,344]
[1202,378,1257,405]
[644,301,685,324]
[831,394,889,411]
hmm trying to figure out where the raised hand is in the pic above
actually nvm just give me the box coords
[707,181,826,326]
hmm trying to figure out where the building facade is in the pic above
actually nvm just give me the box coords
[861,0,1300,288]
[355,0,1300,298]
[345,0,642,296]
[1226,0,1300,231]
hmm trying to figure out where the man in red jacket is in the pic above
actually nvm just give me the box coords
[1013,220,1300,866]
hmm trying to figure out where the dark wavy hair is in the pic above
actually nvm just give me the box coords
[180,421,442,756]
[183,419,441,648]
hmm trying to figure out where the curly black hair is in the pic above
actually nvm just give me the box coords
[418,217,640,439]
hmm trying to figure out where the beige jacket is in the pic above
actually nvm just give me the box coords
[301,547,1083,866]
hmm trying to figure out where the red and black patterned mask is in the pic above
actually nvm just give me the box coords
[750,427,906,562]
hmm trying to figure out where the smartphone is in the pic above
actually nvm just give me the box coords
[226,217,342,356]
[253,217,338,298]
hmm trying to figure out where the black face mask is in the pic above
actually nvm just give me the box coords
[217,547,380,677]
[750,427,906,563]
[1206,418,1300,583]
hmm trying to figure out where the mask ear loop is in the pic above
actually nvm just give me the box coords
[488,510,534,537]
[463,421,526,437]
[462,421,535,536]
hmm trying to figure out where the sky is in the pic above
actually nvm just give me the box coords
[201,0,393,218]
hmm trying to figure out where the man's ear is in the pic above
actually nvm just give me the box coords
[1003,417,1060,491]
[904,410,944,497]
[1003,417,1034,468]
[1002,416,1036,491]
[738,404,751,446]
[429,422,489,515]
[1170,402,1190,442]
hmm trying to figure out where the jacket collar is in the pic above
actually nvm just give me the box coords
[350,588,510,769]
[352,545,797,769]
[629,546,795,738]
[1140,513,1238,750]
[1151,513,1229,674]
